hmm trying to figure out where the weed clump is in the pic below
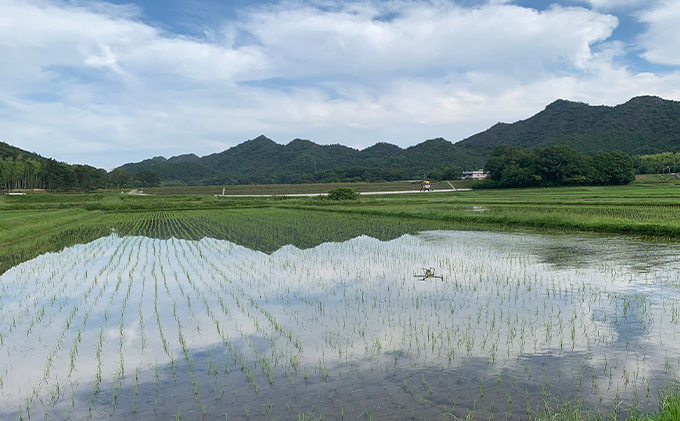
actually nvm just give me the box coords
[327,188,359,201]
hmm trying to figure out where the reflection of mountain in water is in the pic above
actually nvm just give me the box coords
[2,230,680,419]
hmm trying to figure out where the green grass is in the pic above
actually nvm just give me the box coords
[1,175,679,274]
[529,390,680,421]
[280,175,680,237]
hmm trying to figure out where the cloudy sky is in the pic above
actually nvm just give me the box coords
[1,0,679,169]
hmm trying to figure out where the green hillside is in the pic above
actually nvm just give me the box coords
[457,95,680,157]
[0,141,44,161]
[0,142,111,191]
[116,95,680,186]
[120,135,483,185]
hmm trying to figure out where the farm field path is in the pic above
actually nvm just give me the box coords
[217,188,471,197]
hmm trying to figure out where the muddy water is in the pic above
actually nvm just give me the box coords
[1,231,679,419]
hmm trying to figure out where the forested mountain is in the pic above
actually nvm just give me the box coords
[118,95,680,186]
[456,95,680,157]
[119,136,482,185]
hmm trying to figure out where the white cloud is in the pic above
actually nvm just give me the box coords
[637,0,680,66]
[0,0,678,169]
[239,2,617,79]
[582,0,650,10]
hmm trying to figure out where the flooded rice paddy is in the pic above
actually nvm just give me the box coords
[1,231,680,420]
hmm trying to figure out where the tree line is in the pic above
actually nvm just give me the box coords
[0,146,663,192]
[634,152,680,174]
[482,145,636,188]
[0,155,160,191]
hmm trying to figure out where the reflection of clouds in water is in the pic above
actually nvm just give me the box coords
[527,232,680,276]
[1,231,680,417]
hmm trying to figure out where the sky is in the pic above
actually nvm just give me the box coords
[1,0,680,170]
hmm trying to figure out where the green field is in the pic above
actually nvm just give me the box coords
[1,174,679,275]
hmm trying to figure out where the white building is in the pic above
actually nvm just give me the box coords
[462,170,488,180]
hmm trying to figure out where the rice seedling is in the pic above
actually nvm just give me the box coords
[1,214,680,419]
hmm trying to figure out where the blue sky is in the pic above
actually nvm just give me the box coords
[1,0,679,169]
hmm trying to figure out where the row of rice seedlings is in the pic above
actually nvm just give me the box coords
[147,239,206,414]
[106,237,144,416]
[171,238,267,393]
[104,236,152,416]
[2,235,113,341]
[121,235,154,417]
[192,239,304,375]
[41,247,118,411]
[63,239,138,387]
[151,253,172,360]
[61,235,134,417]
[180,238,294,388]
[7,235,135,418]
[177,230,315,407]
[86,236,139,402]
[170,283,209,418]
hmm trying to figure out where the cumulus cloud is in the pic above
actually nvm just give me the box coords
[637,1,680,66]
[0,0,678,168]
[239,2,617,79]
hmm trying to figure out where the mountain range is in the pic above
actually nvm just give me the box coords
[118,95,680,185]
[3,95,680,186]
[118,136,485,185]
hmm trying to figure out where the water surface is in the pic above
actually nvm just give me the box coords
[1,231,679,419]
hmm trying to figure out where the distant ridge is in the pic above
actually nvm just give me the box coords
[119,135,482,185]
[117,95,680,185]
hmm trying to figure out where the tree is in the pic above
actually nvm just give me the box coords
[533,145,594,186]
[484,145,533,183]
[133,170,161,187]
[74,165,109,191]
[44,159,76,190]
[441,166,463,180]
[110,168,130,189]
[593,151,635,185]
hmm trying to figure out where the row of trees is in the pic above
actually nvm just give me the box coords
[0,156,45,190]
[483,145,635,188]
[634,152,680,174]
[0,155,161,191]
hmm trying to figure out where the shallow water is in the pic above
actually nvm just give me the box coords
[1,231,679,419]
